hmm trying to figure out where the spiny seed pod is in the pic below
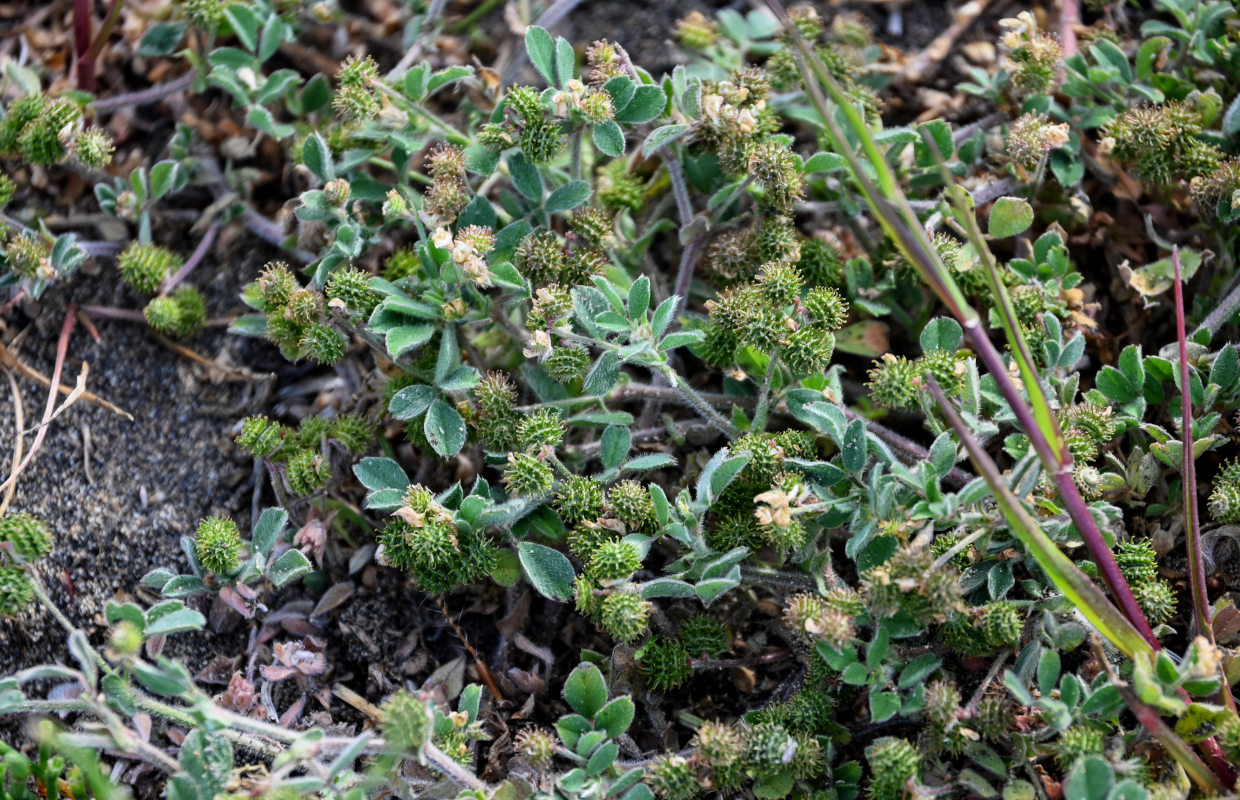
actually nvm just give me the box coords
[608,480,656,533]
[824,585,866,616]
[1056,724,1105,769]
[518,408,565,450]
[284,289,325,325]
[504,453,554,497]
[1210,460,1240,523]
[579,89,615,124]
[4,232,48,277]
[476,121,516,151]
[587,540,642,582]
[782,325,836,377]
[326,266,380,317]
[286,448,331,496]
[919,349,966,397]
[783,592,827,640]
[562,247,609,287]
[330,414,373,454]
[798,238,845,288]
[381,690,435,753]
[974,695,1012,743]
[520,117,564,166]
[424,176,469,222]
[867,354,921,410]
[1133,580,1177,625]
[692,720,742,768]
[299,416,332,449]
[301,323,348,364]
[236,415,285,457]
[1114,539,1159,584]
[527,284,575,330]
[744,722,796,775]
[383,247,421,282]
[74,127,115,168]
[334,56,380,120]
[0,94,46,154]
[981,601,1024,650]
[515,727,556,768]
[425,144,467,180]
[196,516,243,575]
[570,207,613,248]
[0,565,34,618]
[676,11,718,49]
[640,636,690,692]
[754,215,801,265]
[585,40,625,85]
[19,98,80,165]
[555,475,605,527]
[600,589,651,642]
[755,261,803,306]
[748,141,804,213]
[143,295,181,335]
[864,737,919,800]
[505,86,544,122]
[1006,112,1069,172]
[568,523,616,562]
[647,756,700,800]
[514,231,567,286]
[598,161,645,212]
[118,242,180,294]
[0,512,52,562]
[930,533,971,571]
[705,230,757,286]
[257,261,297,308]
[788,734,824,780]
[784,689,834,734]
[184,0,226,31]
[1000,13,1062,99]
[862,543,962,625]
[0,172,15,207]
[574,574,605,620]
[679,616,728,657]
[1192,159,1240,218]
[923,681,962,730]
[787,4,825,38]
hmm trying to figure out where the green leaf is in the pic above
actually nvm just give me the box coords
[138,22,187,56]
[586,741,618,775]
[555,36,575,88]
[628,276,651,320]
[428,65,473,94]
[1063,757,1113,800]
[641,124,689,157]
[389,384,439,420]
[1095,367,1136,404]
[353,457,409,491]
[802,151,847,173]
[841,418,868,473]
[144,607,206,637]
[252,508,287,558]
[223,4,261,51]
[600,426,631,470]
[301,133,332,183]
[518,542,575,602]
[508,152,543,200]
[650,296,679,339]
[603,76,636,113]
[525,26,556,86]
[424,400,467,457]
[869,690,901,723]
[920,317,963,353]
[613,85,666,124]
[584,350,621,395]
[593,696,635,738]
[898,654,941,688]
[267,549,313,587]
[988,197,1034,239]
[592,121,625,157]
[546,180,592,214]
[1210,344,1238,391]
[622,453,675,471]
[563,662,608,718]
[386,324,435,358]
[1037,649,1061,696]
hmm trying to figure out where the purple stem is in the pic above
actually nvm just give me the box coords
[1176,247,1213,640]
[960,317,1160,650]
[80,305,144,322]
[161,221,219,295]
[91,71,195,114]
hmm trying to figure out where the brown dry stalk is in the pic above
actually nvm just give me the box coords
[434,595,505,702]
[0,340,132,420]
[0,369,25,517]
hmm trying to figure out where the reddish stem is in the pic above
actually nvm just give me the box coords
[74,0,94,92]
[161,221,220,295]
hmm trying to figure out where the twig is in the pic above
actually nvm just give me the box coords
[0,339,132,419]
[1195,274,1240,338]
[433,595,506,702]
[963,649,1009,715]
[670,230,708,324]
[899,0,994,84]
[150,332,275,382]
[0,307,76,496]
[160,221,219,294]
[0,369,24,516]
[1060,0,1079,61]
[91,71,196,114]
